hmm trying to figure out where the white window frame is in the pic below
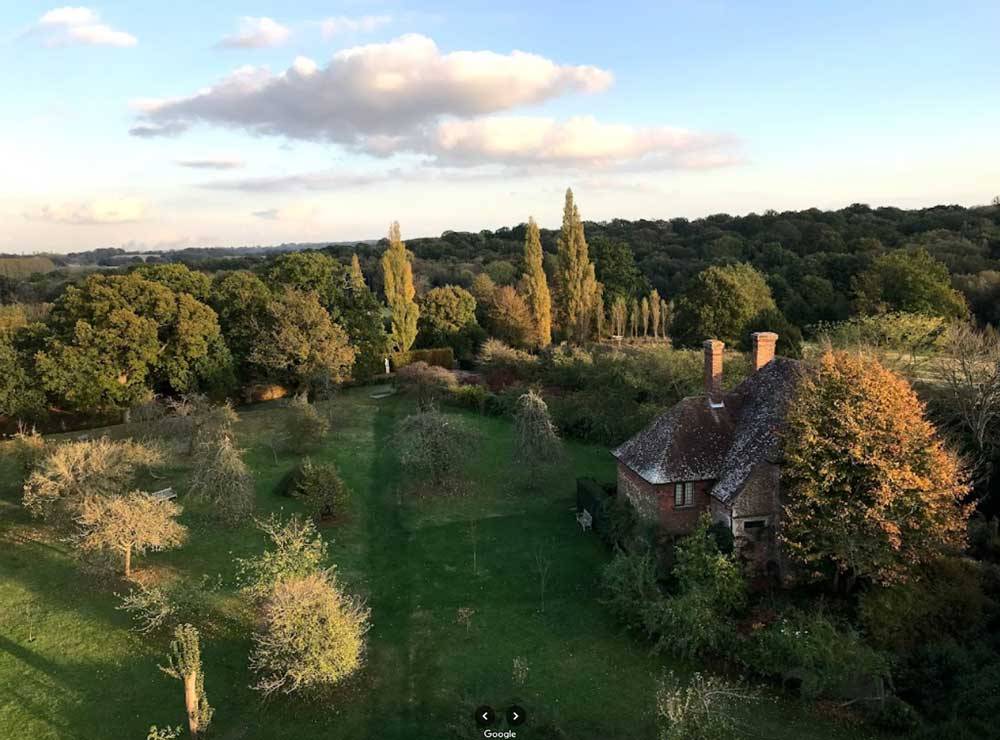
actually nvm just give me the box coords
[673,481,694,508]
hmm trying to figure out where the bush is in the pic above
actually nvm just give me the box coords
[294,458,349,522]
[600,549,660,632]
[394,409,470,491]
[739,607,889,700]
[446,383,492,414]
[117,575,221,634]
[513,390,562,477]
[250,571,370,697]
[655,671,757,740]
[391,347,455,370]
[187,432,255,526]
[236,515,330,601]
[396,361,457,409]
[285,394,330,453]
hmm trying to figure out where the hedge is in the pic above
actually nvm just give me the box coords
[576,477,616,539]
[391,347,455,370]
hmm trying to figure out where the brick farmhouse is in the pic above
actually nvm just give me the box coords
[612,332,800,573]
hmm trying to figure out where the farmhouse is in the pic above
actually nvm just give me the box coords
[612,332,799,572]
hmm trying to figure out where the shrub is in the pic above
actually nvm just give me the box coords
[513,390,562,478]
[294,458,350,522]
[187,432,255,526]
[396,361,457,409]
[446,383,492,414]
[237,514,330,601]
[391,347,455,370]
[250,572,370,697]
[5,424,45,481]
[600,549,660,632]
[117,575,221,634]
[285,394,330,453]
[739,607,889,700]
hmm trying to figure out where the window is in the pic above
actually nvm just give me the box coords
[674,481,694,508]
[743,520,766,529]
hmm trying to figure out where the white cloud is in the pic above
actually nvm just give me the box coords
[175,157,245,170]
[251,202,320,221]
[217,16,290,49]
[24,197,148,225]
[427,116,740,169]
[320,15,392,37]
[206,170,395,192]
[35,6,137,47]
[130,34,613,147]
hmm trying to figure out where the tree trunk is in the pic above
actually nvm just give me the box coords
[123,545,132,579]
[184,671,200,736]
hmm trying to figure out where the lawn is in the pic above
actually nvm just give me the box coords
[0,389,875,739]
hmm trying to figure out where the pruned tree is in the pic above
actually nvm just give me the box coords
[284,393,330,453]
[783,350,972,588]
[159,623,213,737]
[23,438,163,526]
[381,221,419,352]
[188,431,254,526]
[236,514,330,600]
[655,671,757,740]
[513,390,562,478]
[75,491,188,578]
[395,408,469,491]
[249,572,370,697]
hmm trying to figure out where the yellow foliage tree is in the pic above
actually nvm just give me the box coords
[521,217,552,348]
[381,222,419,352]
[782,350,971,588]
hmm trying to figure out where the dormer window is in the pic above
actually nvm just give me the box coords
[674,482,694,508]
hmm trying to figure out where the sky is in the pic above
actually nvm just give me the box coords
[2,1,999,253]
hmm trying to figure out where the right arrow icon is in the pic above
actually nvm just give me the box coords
[507,705,526,726]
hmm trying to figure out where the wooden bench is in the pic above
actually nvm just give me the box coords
[150,487,176,502]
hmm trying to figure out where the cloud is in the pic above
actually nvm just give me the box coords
[34,6,137,47]
[130,34,612,146]
[251,202,320,221]
[320,15,392,37]
[24,197,148,225]
[252,209,280,220]
[427,116,740,169]
[203,170,396,193]
[175,157,245,170]
[217,16,290,49]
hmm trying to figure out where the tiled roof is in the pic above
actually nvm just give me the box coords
[612,358,801,504]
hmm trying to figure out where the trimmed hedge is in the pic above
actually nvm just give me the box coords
[576,477,616,540]
[391,347,455,370]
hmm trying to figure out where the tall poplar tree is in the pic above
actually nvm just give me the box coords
[641,297,651,337]
[349,254,366,291]
[381,222,419,352]
[556,189,600,343]
[660,297,670,341]
[521,217,552,348]
[650,289,662,339]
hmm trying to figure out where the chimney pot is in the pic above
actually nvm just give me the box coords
[703,339,724,403]
[752,332,778,371]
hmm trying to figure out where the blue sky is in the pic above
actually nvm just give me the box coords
[2,1,998,252]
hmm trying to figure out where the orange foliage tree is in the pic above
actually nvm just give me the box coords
[782,350,971,588]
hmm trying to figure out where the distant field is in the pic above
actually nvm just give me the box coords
[0,390,876,739]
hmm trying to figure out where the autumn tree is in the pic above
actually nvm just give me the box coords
[610,296,628,338]
[135,263,212,303]
[249,571,370,697]
[555,189,600,343]
[782,350,971,588]
[349,253,366,291]
[23,438,162,526]
[513,390,562,477]
[630,298,640,338]
[395,408,468,490]
[650,289,662,339]
[159,624,213,737]
[187,429,255,526]
[487,286,535,349]
[250,289,355,392]
[381,222,419,352]
[521,217,552,348]
[641,297,651,337]
[75,491,187,578]
[660,298,670,341]
[671,264,777,347]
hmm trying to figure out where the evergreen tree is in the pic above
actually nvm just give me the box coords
[556,189,600,343]
[381,222,419,352]
[521,217,552,348]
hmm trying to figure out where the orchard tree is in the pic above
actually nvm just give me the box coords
[188,430,255,526]
[294,458,349,522]
[381,222,419,352]
[782,350,972,588]
[521,217,552,348]
[556,189,601,343]
[23,438,163,526]
[853,248,968,319]
[237,514,330,600]
[395,408,468,490]
[284,393,330,453]
[159,624,213,737]
[250,571,370,697]
[671,264,777,347]
[75,491,188,578]
[250,289,355,392]
[513,390,562,477]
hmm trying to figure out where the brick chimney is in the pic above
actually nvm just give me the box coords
[703,339,724,403]
[751,332,778,371]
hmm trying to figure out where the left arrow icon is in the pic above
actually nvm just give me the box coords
[474,706,495,727]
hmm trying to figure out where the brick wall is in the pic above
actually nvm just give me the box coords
[617,464,712,536]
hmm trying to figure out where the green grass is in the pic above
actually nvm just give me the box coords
[0,390,876,739]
